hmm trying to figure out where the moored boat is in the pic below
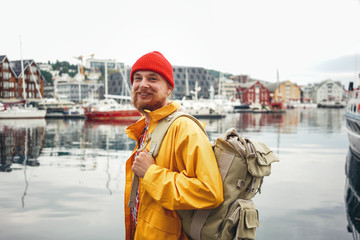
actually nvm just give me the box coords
[37,98,75,118]
[64,105,86,118]
[318,100,346,108]
[0,101,46,119]
[344,148,360,238]
[84,98,141,121]
[345,88,360,156]
[179,97,225,119]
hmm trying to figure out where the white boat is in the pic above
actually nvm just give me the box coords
[344,148,360,239]
[37,98,75,118]
[213,95,240,113]
[0,101,46,119]
[345,88,360,156]
[179,97,225,119]
[64,104,85,118]
[179,79,225,118]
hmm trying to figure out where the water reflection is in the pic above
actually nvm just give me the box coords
[83,119,137,151]
[345,148,360,239]
[0,109,345,172]
[0,119,46,172]
[202,108,344,142]
[0,108,350,240]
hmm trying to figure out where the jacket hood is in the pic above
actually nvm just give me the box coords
[125,101,180,140]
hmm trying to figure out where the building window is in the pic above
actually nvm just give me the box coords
[4,72,11,80]
[31,75,38,81]
[2,62,9,70]
[30,66,37,73]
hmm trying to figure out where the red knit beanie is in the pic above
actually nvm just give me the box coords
[130,51,174,88]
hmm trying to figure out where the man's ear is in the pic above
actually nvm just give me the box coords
[167,84,174,96]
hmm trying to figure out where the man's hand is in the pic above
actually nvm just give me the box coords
[132,149,155,178]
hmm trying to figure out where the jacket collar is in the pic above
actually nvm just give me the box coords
[125,101,180,140]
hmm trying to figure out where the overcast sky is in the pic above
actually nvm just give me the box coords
[2,0,360,88]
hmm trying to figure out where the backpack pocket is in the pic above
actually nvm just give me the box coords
[245,138,279,177]
[219,199,259,240]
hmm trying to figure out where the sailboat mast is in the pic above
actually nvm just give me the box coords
[276,69,280,102]
[185,67,189,96]
[78,63,82,103]
[105,61,108,99]
[19,36,26,100]
[219,71,223,96]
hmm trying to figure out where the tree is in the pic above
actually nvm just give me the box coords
[51,60,78,77]
[40,70,53,85]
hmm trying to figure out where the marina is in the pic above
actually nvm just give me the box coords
[0,107,355,240]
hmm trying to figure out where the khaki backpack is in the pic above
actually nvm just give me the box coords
[129,111,279,240]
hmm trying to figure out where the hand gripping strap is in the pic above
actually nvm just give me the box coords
[128,133,152,208]
[128,111,206,208]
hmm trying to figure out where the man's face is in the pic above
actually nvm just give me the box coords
[131,71,173,113]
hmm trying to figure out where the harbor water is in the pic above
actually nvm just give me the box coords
[0,108,355,240]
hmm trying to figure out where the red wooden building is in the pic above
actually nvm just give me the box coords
[0,56,17,99]
[236,80,270,106]
[0,55,44,101]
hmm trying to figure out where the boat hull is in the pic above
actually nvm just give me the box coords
[0,109,46,119]
[345,148,360,236]
[84,109,141,121]
[345,89,360,156]
[345,112,360,156]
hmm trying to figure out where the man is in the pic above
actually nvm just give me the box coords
[124,51,223,240]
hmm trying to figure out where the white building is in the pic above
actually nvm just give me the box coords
[85,58,124,70]
[300,83,314,103]
[36,62,52,72]
[217,76,237,100]
[313,79,343,104]
[54,74,100,102]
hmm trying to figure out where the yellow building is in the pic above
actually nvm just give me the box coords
[266,80,301,105]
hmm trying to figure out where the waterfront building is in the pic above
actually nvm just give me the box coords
[236,80,270,106]
[231,75,253,84]
[85,57,129,97]
[0,55,44,101]
[0,55,17,99]
[55,76,100,103]
[56,80,90,102]
[43,81,54,98]
[312,79,344,104]
[172,66,215,99]
[266,80,301,106]
[36,62,52,72]
[85,58,123,70]
[217,76,238,100]
[299,83,315,103]
[108,71,131,96]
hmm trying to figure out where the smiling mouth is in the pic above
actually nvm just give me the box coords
[138,92,152,98]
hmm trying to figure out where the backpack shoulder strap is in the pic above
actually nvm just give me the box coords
[149,111,206,158]
[128,111,205,208]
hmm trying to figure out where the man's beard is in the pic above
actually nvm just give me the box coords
[131,90,168,113]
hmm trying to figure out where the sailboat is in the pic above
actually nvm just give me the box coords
[0,100,46,119]
[84,61,141,122]
[179,68,225,118]
[0,37,46,119]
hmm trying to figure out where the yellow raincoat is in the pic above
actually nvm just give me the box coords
[124,101,223,240]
